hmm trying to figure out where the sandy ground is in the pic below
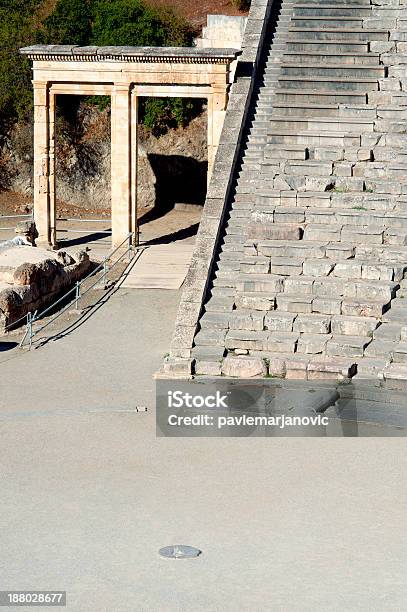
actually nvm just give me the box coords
[0,285,407,611]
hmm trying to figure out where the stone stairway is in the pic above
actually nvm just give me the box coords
[191,0,407,383]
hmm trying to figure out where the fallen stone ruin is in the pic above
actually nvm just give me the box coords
[0,244,93,333]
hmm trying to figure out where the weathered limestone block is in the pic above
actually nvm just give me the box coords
[342,299,387,318]
[225,329,268,350]
[235,292,276,311]
[247,223,302,240]
[297,334,331,355]
[312,297,342,315]
[0,249,92,331]
[303,259,334,277]
[293,314,331,334]
[264,312,295,332]
[277,294,313,313]
[229,311,265,331]
[307,357,356,380]
[333,261,362,279]
[270,257,303,275]
[331,315,379,336]
[284,276,314,295]
[236,274,285,293]
[221,355,266,378]
[265,332,298,353]
[195,360,222,376]
[326,335,371,358]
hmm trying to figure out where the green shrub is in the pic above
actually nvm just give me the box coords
[0,2,42,126]
[0,0,200,137]
[37,0,92,46]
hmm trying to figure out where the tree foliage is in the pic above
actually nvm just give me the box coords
[0,0,200,136]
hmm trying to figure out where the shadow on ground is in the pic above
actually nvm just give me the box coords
[140,154,207,225]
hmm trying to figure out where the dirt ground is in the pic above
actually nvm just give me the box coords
[147,0,248,28]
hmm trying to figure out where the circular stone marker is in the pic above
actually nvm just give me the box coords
[159,545,202,559]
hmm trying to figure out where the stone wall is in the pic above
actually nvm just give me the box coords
[160,0,272,378]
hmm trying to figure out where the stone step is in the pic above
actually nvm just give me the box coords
[283,277,398,301]
[286,40,369,53]
[280,63,384,78]
[271,103,376,119]
[254,191,401,212]
[270,206,407,234]
[288,28,388,41]
[293,0,372,4]
[273,89,367,104]
[291,17,365,29]
[264,144,308,160]
[293,5,373,17]
[268,116,373,132]
[276,75,379,91]
[281,51,380,65]
[268,130,361,146]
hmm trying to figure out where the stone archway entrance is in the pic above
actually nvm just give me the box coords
[20,45,238,248]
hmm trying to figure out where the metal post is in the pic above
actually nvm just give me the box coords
[28,312,33,350]
[75,281,81,310]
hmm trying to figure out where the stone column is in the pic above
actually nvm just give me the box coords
[131,89,138,245]
[207,85,229,180]
[49,92,57,246]
[111,84,132,249]
[33,81,52,247]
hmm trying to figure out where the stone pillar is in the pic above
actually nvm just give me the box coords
[131,89,138,246]
[49,92,57,246]
[111,84,132,248]
[33,81,52,247]
[207,86,228,180]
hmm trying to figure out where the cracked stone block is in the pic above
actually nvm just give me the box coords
[373,322,402,341]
